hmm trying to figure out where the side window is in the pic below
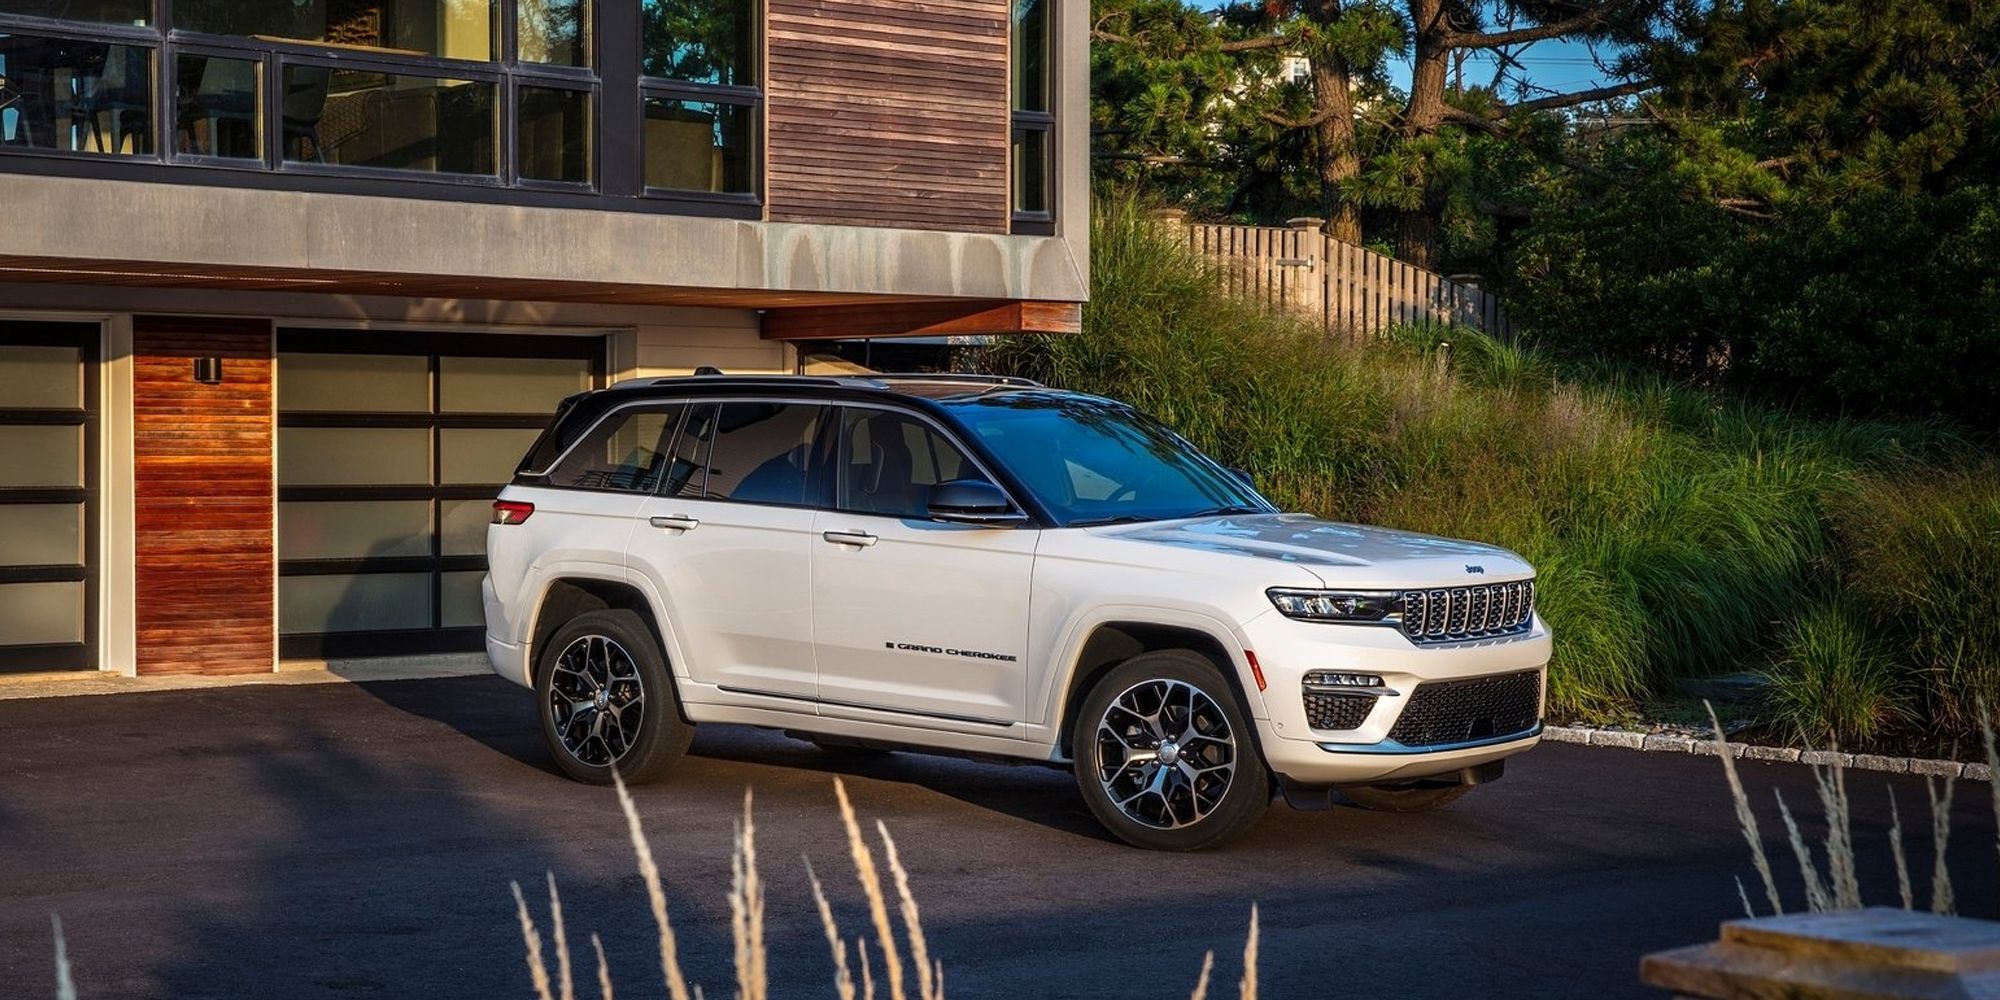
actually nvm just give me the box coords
[835,408,979,519]
[545,404,684,492]
[700,402,827,505]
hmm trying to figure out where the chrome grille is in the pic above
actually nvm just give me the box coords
[1387,670,1542,747]
[1400,581,1535,644]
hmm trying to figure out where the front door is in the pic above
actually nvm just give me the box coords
[810,406,1038,727]
[627,400,827,702]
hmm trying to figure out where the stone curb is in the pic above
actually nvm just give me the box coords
[1542,726,1990,781]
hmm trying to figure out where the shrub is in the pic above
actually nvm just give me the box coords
[1762,602,1912,746]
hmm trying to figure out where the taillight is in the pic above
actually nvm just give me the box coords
[492,500,535,525]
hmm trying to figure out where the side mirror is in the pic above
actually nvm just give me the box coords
[926,480,1026,526]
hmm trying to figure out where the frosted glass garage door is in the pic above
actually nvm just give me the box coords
[0,325,96,673]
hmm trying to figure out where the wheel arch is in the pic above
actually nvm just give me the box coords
[1054,620,1260,760]
[529,577,670,687]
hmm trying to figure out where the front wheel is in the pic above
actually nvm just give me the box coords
[535,609,692,785]
[1071,650,1270,851]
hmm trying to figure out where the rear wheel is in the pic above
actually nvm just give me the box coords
[1071,650,1270,851]
[1337,782,1473,813]
[535,609,691,785]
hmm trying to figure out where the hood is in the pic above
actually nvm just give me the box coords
[1094,513,1533,589]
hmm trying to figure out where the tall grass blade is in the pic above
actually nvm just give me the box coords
[1888,787,1914,910]
[1812,761,1862,909]
[548,872,575,1000]
[612,768,691,1000]
[1928,776,1958,916]
[511,880,557,1000]
[591,933,614,1000]
[51,914,74,1000]
[1708,702,1783,914]
[804,859,857,1000]
[877,821,936,1000]
[1735,877,1754,918]
[727,788,767,1000]
[1189,950,1214,1000]
[1774,790,1831,911]
[1983,704,2000,879]
[833,778,906,1000]
[858,938,875,1000]
[1238,904,1258,1000]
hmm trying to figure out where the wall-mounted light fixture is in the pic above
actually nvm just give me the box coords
[193,357,224,384]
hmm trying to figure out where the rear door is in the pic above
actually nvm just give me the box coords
[810,406,1038,727]
[628,400,828,702]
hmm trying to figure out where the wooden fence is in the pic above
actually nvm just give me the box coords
[1175,217,1512,338]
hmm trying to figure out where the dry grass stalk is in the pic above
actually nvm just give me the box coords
[52,914,75,1000]
[612,769,691,1000]
[1983,705,2000,879]
[1812,763,1863,909]
[512,880,557,1000]
[877,822,937,1000]
[1238,904,1259,1000]
[833,778,907,1000]
[549,873,576,1000]
[858,937,875,1000]
[1887,788,1915,910]
[728,788,767,1000]
[805,860,857,1000]
[1734,877,1754,918]
[591,933,614,1000]
[1707,701,1784,914]
[1928,776,1958,916]
[1774,790,1832,912]
[1188,950,1214,1000]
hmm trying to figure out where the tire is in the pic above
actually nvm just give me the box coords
[1071,650,1270,850]
[1336,782,1473,813]
[534,609,692,785]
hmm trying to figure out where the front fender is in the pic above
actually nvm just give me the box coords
[1030,603,1268,746]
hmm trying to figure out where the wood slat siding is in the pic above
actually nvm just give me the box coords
[133,316,275,676]
[766,0,1010,233]
[1179,222,1513,339]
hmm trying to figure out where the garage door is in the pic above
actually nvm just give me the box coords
[0,323,96,673]
[276,330,601,659]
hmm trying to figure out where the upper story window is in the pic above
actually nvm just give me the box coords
[638,0,757,197]
[1010,0,1054,234]
[0,0,761,214]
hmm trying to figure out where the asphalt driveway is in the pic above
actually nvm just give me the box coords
[0,676,1992,999]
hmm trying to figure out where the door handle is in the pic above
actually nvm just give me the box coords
[649,515,700,531]
[822,530,878,548]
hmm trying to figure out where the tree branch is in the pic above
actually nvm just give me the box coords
[1219,35,1296,53]
[1505,79,1654,113]
[1447,2,1632,50]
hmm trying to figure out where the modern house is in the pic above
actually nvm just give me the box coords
[0,0,1087,676]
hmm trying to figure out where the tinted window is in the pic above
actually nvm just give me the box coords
[835,408,975,519]
[944,393,1270,526]
[545,404,683,492]
[696,402,824,505]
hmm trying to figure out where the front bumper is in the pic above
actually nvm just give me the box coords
[1240,609,1551,785]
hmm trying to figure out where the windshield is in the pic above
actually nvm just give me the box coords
[939,392,1274,527]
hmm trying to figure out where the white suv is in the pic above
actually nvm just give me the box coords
[483,373,1550,850]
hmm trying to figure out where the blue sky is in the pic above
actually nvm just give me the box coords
[1383,38,1629,99]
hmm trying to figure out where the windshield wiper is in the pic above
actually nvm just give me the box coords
[1068,514,1161,527]
[1182,505,1266,518]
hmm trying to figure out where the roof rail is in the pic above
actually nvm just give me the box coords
[865,372,1045,388]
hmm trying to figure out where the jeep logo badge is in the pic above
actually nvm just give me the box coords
[1465,564,1485,574]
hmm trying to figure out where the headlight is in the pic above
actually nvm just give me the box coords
[1266,588,1401,623]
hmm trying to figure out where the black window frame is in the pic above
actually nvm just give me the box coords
[0,0,766,219]
[1009,0,1055,236]
[274,328,604,659]
[0,321,99,674]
